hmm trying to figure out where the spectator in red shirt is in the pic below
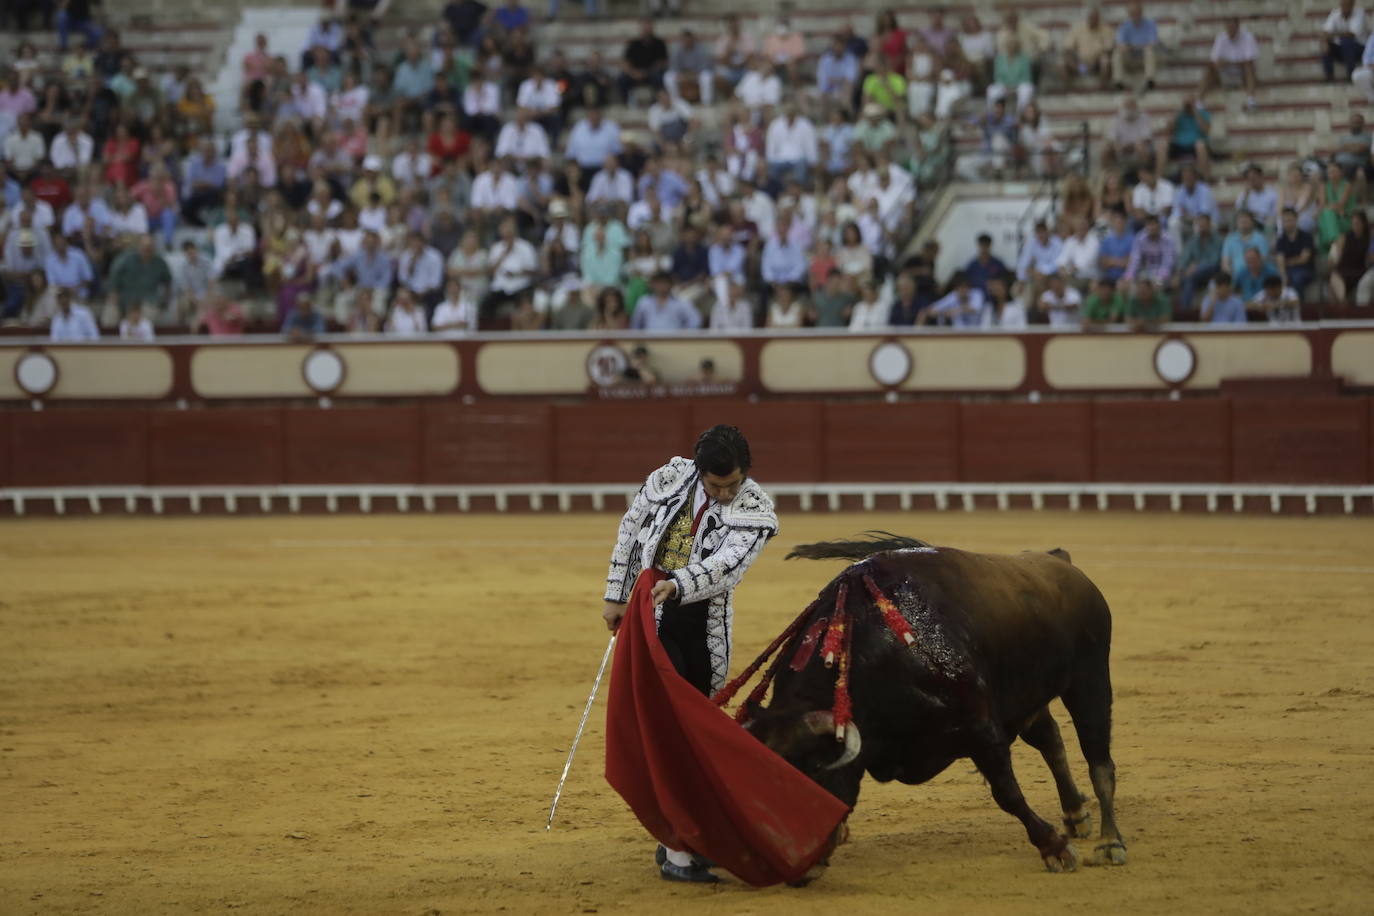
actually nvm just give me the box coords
[196,290,248,336]
[29,163,73,215]
[101,121,140,187]
[875,10,910,75]
[426,113,471,173]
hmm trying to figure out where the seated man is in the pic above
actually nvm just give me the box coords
[1230,245,1278,300]
[1249,274,1301,323]
[964,232,1010,293]
[1199,271,1246,323]
[1123,213,1175,289]
[765,105,818,192]
[919,273,986,327]
[1221,209,1268,275]
[1166,96,1212,179]
[1097,210,1135,286]
[1015,219,1062,308]
[1176,212,1222,310]
[1103,95,1158,174]
[1061,6,1115,89]
[1123,276,1169,330]
[1334,113,1373,181]
[1200,16,1259,110]
[1130,164,1175,225]
[1172,163,1218,233]
[1235,163,1279,229]
[619,18,668,103]
[987,37,1034,111]
[1081,276,1124,330]
[1035,271,1082,327]
[1273,207,1316,301]
[1113,0,1160,90]
[1056,214,1100,292]
[1324,0,1367,83]
[816,34,859,104]
[665,30,714,105]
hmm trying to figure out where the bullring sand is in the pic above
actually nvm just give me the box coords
[2,512,1372,914]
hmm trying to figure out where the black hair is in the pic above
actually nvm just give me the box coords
[1215,272,1233,287]
[1263,275,1282,290]
[694,425,751,476]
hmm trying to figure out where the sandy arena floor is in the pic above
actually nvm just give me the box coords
[2,511,1373,915]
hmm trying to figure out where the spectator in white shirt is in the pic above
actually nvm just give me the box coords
[390,137,433,189]
[48,120,94,174]
[432,277,478,332]
[734,55,782,111]
[485,215,538,314]
[330,71,370,125]
[119,303,156,341]
[385,288,429,335]
[1056,215,1101,291]
[469,160,522,231]
[212,211,258,279]
[1130,163,1175,224]
[1250,274,1301,323]
[981,276,1028,329]
[847,281,890,331]
[397,231,445,307]
[495,109,552,167]
[709,279,755,330]
[2,113,45,179]
[287,71,328,125]
[587,154,635,207]
[228,132,277,187]
[463,74,502,142]
[49,288,99,341]
[516,64,563,138]
[107,184,148,240]
[1200,16,1259,110]
[765,104,818,191]
[1036,272,1083,327]
[1323,0,1367,83]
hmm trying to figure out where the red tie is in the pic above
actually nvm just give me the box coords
[691,498,711,536]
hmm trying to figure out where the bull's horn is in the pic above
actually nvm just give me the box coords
[802,712,862,770]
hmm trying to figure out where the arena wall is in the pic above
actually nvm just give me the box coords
[1,397,1370,493]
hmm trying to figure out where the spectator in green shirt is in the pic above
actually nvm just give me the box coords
[810,269,857,327]
[1166,96,1212,180]
[107,235,172,321]
[988,36,1035,111]
[1082,277,1123,330]
[861,54,907,116]
[1123,276,1170,330]
[853,104,898,152]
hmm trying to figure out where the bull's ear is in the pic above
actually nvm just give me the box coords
[1048,547,1072,563]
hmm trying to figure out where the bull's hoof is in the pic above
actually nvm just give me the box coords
[1042,842,1079,873]
[1087,840,1128,867]
[1063,808,1094,839]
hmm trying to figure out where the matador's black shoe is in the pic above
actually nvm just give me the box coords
[660,861,720,884]
[655,844,666,866]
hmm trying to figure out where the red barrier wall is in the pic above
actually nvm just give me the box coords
[2,398,1371,488]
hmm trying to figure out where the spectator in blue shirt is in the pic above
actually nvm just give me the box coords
[887,273,924,326]
[564,108,622,176]
[44,234,95,299]
[964,233,1009,293]
[1221,209,1267,275]
[1016,220,1063,305]
[1166,96,1212,179]
[349,231,395,293]
[761,232,807,285]
[1112,1,1159,89]
[920,274,987,327]
[1235,163,1279,229]
[282,291,327,341]
[493,0,531,34]
[1098,209,1135,284]
[1199,272,1247,323]
[630,272,702,330]
[821,108,856,176]
[1172,163,1217,231]
[1231,246,1278,300]
[816,35,859,101]
[181,138,226,227]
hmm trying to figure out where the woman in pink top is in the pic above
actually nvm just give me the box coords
[102,122,140,187]
[130,162,179,249]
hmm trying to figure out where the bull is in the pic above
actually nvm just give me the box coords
[744,534,1127,873]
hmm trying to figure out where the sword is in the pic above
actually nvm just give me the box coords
[546,633,616,830]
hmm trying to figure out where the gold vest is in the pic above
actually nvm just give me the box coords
[655,499,696,572]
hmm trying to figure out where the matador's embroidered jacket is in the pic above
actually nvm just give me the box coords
[604,457,779,692]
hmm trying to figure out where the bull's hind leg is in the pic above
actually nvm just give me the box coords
[971,735,1078,873]
[1061,657,1127,866]
[1019,708,1093,838]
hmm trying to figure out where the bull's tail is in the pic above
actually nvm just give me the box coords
[786,531,933,562]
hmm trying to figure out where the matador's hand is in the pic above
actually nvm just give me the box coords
[602,600,626,632]
[650,579,678,605]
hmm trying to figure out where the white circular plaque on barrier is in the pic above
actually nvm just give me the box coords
[15,351,58,396]
[586,344,629,387]
[868,341,913,388]
[1153,338,1196,385]
[302,347,345,393]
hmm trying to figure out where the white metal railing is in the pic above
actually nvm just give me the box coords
[2,482,1371,517]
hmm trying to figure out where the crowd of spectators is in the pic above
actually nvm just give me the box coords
[0,1,1371,342]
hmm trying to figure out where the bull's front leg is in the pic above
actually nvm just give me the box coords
[971,741,1078,872]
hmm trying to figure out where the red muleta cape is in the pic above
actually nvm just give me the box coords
[604,569,852,887]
